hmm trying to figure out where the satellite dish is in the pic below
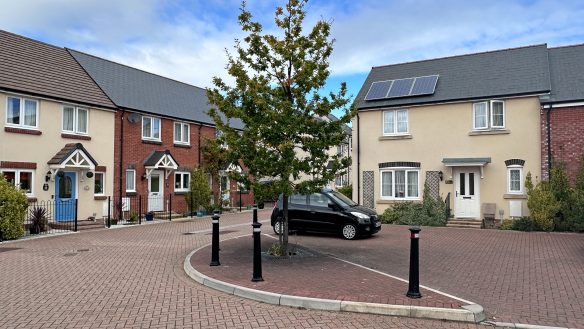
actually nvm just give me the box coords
[127,113,141,123]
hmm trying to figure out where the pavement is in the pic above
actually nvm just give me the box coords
[1,209,582,329]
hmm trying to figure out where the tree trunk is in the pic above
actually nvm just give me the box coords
[282,192,289,255]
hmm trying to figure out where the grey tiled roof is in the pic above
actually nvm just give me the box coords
[356,45,551,110]
[68,49,243,129]
[546,44,584,104]
[0,30,115,109]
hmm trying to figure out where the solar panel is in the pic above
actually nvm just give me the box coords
[364,80,392,100]
[387,78,415,98]
[410,75,439,96]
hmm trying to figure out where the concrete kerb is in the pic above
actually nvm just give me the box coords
[183,239,486,323]
[481,321,575,329]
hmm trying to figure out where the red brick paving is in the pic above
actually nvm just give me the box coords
[0,210,492,329]
[285,226,584,328]
[192,235,466,309]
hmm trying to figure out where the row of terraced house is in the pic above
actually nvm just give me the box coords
[0,30,256,223]
[2,29,584,226]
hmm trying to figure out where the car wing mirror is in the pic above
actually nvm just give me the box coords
[328,202,337,210]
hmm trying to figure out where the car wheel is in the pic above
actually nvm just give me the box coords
[273,218,283,235]
[341,224,357,240]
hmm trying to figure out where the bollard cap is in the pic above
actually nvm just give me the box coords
[408,226,421,233]
[212,211,220,220]
[252,203,258,210]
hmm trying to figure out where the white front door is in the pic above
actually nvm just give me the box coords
[454,167,480,218]
[148,170,164,212]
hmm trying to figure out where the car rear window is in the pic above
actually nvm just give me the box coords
[309,193,328,207]
[289,194,307,205]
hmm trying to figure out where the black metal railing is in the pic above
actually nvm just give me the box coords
[24,199,78,236]
[106,194,174,227]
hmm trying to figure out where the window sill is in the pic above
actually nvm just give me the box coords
[142,139,162,145]
[174,190,189,195]
[174,143,191,148]
[5,127,42,135]
[378,134,412,141]
[468,129,510,136]
[503,194,527,199]
[62,133,91,140]
[94,195,107,200]
[376,198,420,204]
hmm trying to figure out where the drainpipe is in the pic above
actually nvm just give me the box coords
[357,113,360,203]
[119,110,125,199]
[198,125,202,165]
[546,104,552,177]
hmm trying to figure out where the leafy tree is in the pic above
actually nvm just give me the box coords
[185,166,212,214]
[563,156,584,231]
[207,0,354,253]
[201,137,230,205]
[0,174,27,240]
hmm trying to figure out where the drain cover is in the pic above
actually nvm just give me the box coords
[63,253,78,257]
[77,249,90,252]
[205,230,237,235]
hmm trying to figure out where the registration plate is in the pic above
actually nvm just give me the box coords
[375,222,381,227]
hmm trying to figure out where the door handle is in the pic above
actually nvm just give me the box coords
[456,191,458,197]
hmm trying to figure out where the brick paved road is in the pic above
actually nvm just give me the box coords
[1,211,496,329]
[282,226,584,328]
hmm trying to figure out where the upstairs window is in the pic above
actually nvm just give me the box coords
[473,100,505,130]
[6,96,38,129]
[383,109,408,135]
[174,122,190,144]
[62,106,89,134]
[142,116,161,141]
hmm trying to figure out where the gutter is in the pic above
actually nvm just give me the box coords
[357,113,360,203]
[546,104,552,176]
[119,110,125,199]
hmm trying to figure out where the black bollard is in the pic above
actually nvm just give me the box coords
[251,204,263,281]
[210,210,220,266]
[406,226,422,298]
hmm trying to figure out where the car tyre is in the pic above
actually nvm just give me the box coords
[273,218,284,235]
[341,223,357,240]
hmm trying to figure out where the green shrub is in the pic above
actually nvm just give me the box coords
[185,167,212,213]
[379,188,447,226]
[511,217,535,231]
[337,184,352,199]
[0,175,27,239]
[525,172,559,232]
[500,219,514,230]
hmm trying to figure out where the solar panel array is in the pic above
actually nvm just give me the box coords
[364,75,439,100]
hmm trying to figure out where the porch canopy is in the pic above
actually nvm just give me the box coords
[47,143,97,179]
[142,150,179,179]
[442,157,491,178]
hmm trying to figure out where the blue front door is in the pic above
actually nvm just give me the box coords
[55,172,76,221]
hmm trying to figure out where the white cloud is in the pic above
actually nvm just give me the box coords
[1,0,584,90]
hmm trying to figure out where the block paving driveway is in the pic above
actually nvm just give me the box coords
[0,210,582,328]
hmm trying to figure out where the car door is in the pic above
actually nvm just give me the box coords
[287,194,310,230]
[307,193,342,232]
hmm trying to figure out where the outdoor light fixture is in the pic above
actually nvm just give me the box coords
[86,171,94,178]
[45,171,51,182]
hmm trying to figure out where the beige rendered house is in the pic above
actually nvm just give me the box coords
[0,30,116,221]
[353,45,550,223]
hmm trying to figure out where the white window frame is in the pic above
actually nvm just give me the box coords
[174,172,190,192]
[0,169,35,196]
[382,109,409,136]
[94,172,105,196]
[173,122,190,145]
[473,100,505,130]
[507,165,523,194]
[142,116,161,141]
[379,168,420,200]
[62,106,89,135]
[125,169,136,192]
[5,96,39,129]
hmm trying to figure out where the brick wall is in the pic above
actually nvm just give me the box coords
[113,111,255,213]
[541,105,584,183]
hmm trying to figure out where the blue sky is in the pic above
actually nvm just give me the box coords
[2,0,584,116]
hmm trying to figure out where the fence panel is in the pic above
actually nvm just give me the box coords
[24,200,77,236]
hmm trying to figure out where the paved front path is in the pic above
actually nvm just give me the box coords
[0,211,491,329]
[284,226,584,328]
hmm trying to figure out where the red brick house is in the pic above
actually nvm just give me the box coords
[540,44,584,182]
[68,50,254,214]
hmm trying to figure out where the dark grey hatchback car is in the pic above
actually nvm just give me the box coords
[270,189,381,240]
